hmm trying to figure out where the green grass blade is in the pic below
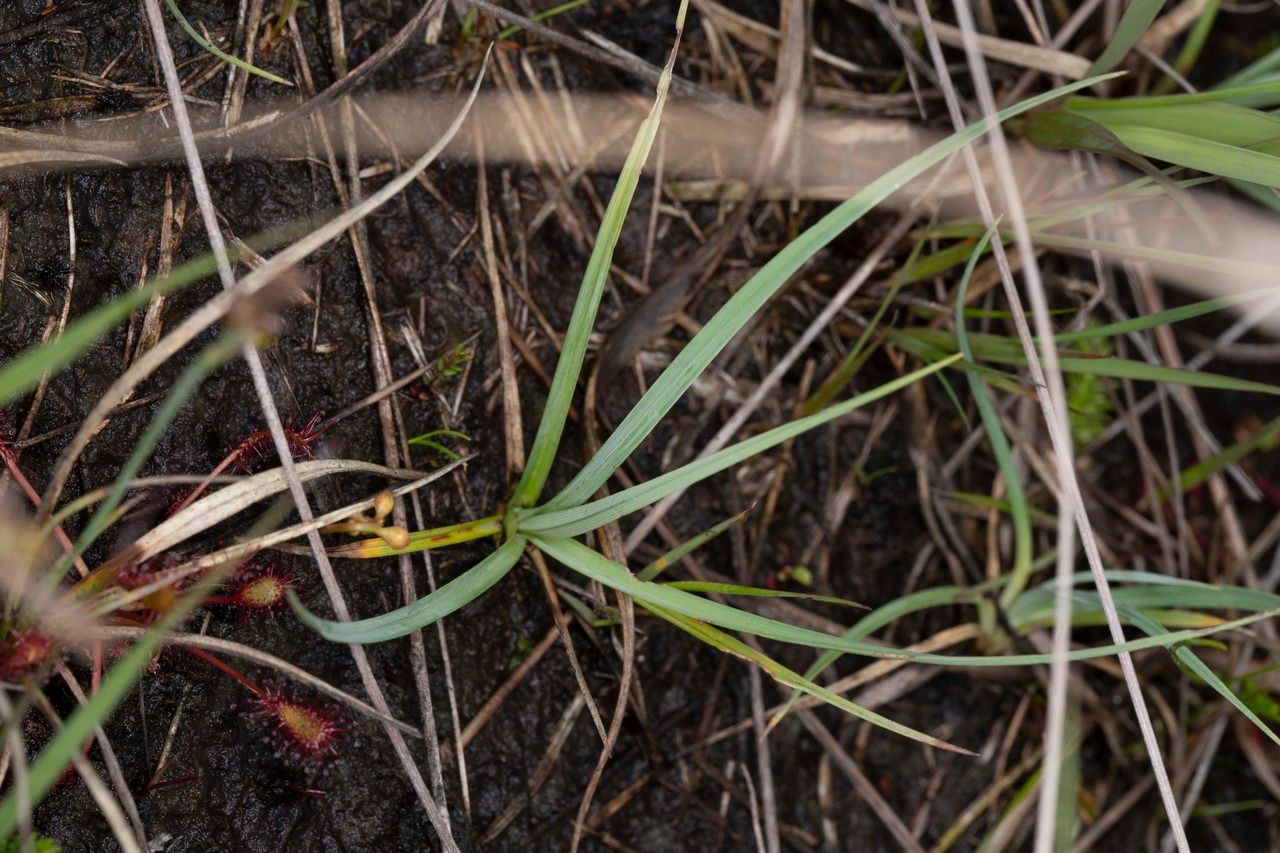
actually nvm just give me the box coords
[1219,45,1280,89]
[897,328,1280,396]
[540,73,1121,512]
[531,535,1272,667]
[647,602,971,754]
[772,583,994,726]
[1086,0,1165,75]
[519,355,961,538]
[1102,124,1280,188]
[1111,601,1280,748]
[0,251,229,405]
[164,0,290,85]
[665,581,863,609]
[0,570,226,837]
[290,537,525,643]
[48,332,244,583]
[802,239,919,416]
[955,227,1033,608]
[510,0,689,508]
[1072,80,1280,109]
[1054,356,1280,395]
[1178,415,1280,493]
[637,507,752,581]
[1053,287,1279,344]
[495,0,587,40]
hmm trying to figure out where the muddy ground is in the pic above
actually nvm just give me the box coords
[2,1,1279,850]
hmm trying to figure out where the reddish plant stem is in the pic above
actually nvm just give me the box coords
[181,646,263,696]
[2,451,90,577]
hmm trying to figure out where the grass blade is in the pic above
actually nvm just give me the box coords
[647,602,971,753]
[540,73,1121,512]
[1086,0,1165,75]
[1108,601,1280,748]
[48,333,244,583]
[637,507,751,581]
[289,537,525,643]
[0,250,227,405]
[519,355,961,538]
[163,0,290,85]
[510,0,689,507]
[665,581,864,609]
[955,227,1033,608]
[531,535,1272,667]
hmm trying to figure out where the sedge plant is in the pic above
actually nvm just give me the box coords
[279,5,1280,753]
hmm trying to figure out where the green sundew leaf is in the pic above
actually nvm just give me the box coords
[665,581,864,609]
[955,226,1033,607]
[519,355,962,538]
[1114,600,1280,748]
[531,534,1274,667]
[1178,414,1280,492]
[1086,0,1166,76]
[290,536,525,643]
[540,73,1121,513]
[648,602,972,754]
[637,507,751,581]
[48,332,245,583]
[164,0,291,85]
[1103,124,1280,187]
[0,251,225,405]
[510,0,689,508]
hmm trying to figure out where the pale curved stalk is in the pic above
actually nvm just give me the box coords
[90,627,422,736]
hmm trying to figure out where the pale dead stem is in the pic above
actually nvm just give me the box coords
[916,2,1189,849]
[569,370,637,853]
[54,663,146,847]
[89,627,422,735]
[139,1,464,846]
[15,688,140,853]
[322,0,452,823]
